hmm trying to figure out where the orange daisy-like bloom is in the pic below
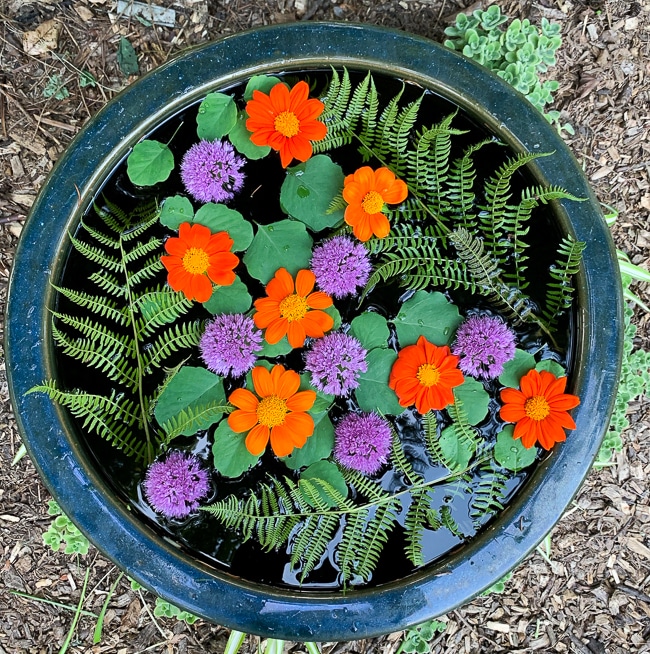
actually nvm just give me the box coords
[228,364,317,457]
[253,268,334,349]
[161,222,239,303]
[389,335,465,414]
[342,166,408,242]
[499,369,580,450]
[245,81,327,168]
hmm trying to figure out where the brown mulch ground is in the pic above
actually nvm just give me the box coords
[1,0,649,652]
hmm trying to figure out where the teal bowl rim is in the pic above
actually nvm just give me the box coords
[5,22,622,641]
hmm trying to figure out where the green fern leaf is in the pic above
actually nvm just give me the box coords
[52,285,128,326]
[159,403,232,442]
[404,488,432,567]
[144,321,203,370]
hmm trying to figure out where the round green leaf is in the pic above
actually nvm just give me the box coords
[244,75,283,101]
[283,412,335,471]
[498,348,535,389]
[355,348,404,415]
[202,276,252,315]
[453,377,490,426]
[243,220,313,283]
[535,358,566,377]
[279,155,345,231]
[323,304,342,331]
[127,140,174,186]
[299,460,348,507]
[193,203,253,252]
[154,366,225,426]
[349,312,390,350]
[196,92,238,141]
[494,425,537,471]
[212,419,260,478]
[439,424,475,470]
[394,291,462,347]
[258,335,293,358]
[229,111,271,160]
[159,195,194,229]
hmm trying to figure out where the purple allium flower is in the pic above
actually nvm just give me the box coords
[451,314,516,379]
[143,451,209,519]
[199,313,263,377]
[304,332,368,396]
[310,235,372,299]
[334,412,392,475]
[180,139,246,203]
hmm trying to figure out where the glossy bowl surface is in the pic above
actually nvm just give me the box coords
[5,22,622,641]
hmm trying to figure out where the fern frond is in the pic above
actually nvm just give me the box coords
[291,513,340,581]
[69,234,122,273]
[144,321,203,370]
[440,505,464,538]
[470,464,507,526]
[79,220,121,249]
[390,427,422,485]
[342,468,391,503]
[27,381,150,461]
[51,323,138,390]
[89,271,127,298]
[447,395,479,450]
[128,254,165,286]
[121,210,159,241]
[123,237,164,265]
[159,403,232,443]
[134,288,194,338]
[351,502,400,582]
[404,488,432,567]
[541,235,586,329]
[52,312,132,353]
[94,200,129,232]
[52,285,128,326]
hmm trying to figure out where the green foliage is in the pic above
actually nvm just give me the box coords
[43,74,70,100]
[480,571,513,596]
[355,347,403,415]
[42,501,90,555]
[117,37,139,76]
[127,140,174,186]
[349,311,390,350]
[494,425,537,471]
[316,69,582,337]
[243,219,313,283]
[280,155,345,231]
[153,597,199,624]
[29,200,201,463]
[196,92,238,140]
[443,5,571,133]
[393,290,462,347]
[397,620,447,654]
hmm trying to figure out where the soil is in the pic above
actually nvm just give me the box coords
[0,0,649,653]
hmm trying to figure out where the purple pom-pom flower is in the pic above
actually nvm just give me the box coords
[143,451,210,519]
[334,412,392,475]
[304,332,368,396]
[199,313,263,378]
[180,139,246,203]
[451,313,516,379]
[310,235,372,299]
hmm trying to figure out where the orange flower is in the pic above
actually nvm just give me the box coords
[342,166,408,242]
[253,268,334,349]
[245,81,327,168]
[161,222,239,303]
[499,369,580,450]
[389,335,465,414]
[228,364,317,457]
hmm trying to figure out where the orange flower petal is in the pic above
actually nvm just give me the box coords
[295,269,316,297]
[268,267,295,298]
[285,390,317,412]
[275,368,301,399]
[228,409,259,433]
[189,274,213,303]
[369,212,391,239]
[252,366,274,398]
[303,310,334,335]
[286,134,314,164]
[164,236,187,257]
[264,316,289,345]
[287,320,307,348]
[283,411,315,440]
[306,291,333,310]
[269,424,298,457]
[228,388,259,412]
[246,423,270,456]
[500,403,527,423]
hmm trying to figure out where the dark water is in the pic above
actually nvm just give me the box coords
[54,68,573,590]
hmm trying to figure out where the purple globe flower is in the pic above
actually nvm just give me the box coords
[143,451,210,519]
[451,314,516,379]
[334,412,392,475]
[180,139,246,203]
[304,332,368,396]
[310,235,371,299]
[199,313,263,377]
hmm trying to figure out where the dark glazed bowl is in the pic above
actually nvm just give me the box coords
[5,22,622,641]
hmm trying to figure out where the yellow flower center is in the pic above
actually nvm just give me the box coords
[417,363,441,387]
[256,395,288,428]
[524,395,551,421]
[274,111,300,138]
[182,247,210,275]
[361,190,385,215]
[279,293,309,322]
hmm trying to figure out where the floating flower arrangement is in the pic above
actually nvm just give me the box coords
[31,68,584,588]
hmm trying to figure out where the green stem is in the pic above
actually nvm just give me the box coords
[10,589,98,618]
[58,567,90,654]
[93,571,125,644]
[224,630,247,654]
[119,236,154,463]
